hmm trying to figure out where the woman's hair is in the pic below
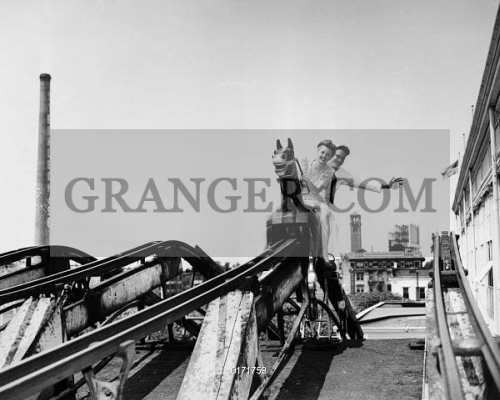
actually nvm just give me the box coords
[317,139,336,154]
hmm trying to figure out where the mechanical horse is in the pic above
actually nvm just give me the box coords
[266,138,322,261]
[266,138,364,340]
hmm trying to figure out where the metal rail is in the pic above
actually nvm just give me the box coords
[0,245,96,266]
[451,234,500,392]
[0,242,159,298]
[430,231,500,399]
[0,240,210,303]
[432,232,465,400]
[0,238,300,400]
[0,246,38,260]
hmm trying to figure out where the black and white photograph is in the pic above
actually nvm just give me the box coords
[1,1,500,399]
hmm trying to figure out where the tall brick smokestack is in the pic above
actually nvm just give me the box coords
[35,74,51,246]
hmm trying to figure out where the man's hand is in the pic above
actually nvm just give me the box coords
[386,177,404,189]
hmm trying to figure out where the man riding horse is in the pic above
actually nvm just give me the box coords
[267,138,363,338]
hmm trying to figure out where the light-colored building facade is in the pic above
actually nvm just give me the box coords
[340,252,429,301]
[452,8,500,335]
[340,211,430,300]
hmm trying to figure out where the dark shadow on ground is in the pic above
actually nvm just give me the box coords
[274,340,364,400]
[123,346,191,400]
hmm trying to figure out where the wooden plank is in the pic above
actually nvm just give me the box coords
[447,289,467,313]
[0,268,45,291]
[218,292,258,399]
[11,298,65,400]
[0,294,66,400]
[65,259,182,336]
[214,292,239,395]
[178,298,221,399]
[10,297,53,364]
[28,298,65,356]
[178,291,260,400]
[0,298,34,368]
[255,259,305,332]
[64,301,90,338]
[98,264,163,314]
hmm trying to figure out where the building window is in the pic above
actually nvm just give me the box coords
[488,240,493,262]
[487,269,494,319]
[416,287,425,300]
[403,287,409,299]
[356,285,364,293]
[356,272,364,281]
[387,284,392,292]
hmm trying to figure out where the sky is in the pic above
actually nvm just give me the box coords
[1,0,499,259]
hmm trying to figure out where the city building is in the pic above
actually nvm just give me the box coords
[340,212,430,301]
[388,224,420,252]
[452,7,500,335]
[350,212,363,252]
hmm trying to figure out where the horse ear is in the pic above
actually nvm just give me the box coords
[287,138,294,150]
[276,139,282,150]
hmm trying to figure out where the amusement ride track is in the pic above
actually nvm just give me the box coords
[0,238,302,400]
[427,232,500,399]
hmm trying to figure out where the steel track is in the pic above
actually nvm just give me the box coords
[431,231,500,399]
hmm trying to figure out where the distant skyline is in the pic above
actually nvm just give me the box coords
[1,1,499,258]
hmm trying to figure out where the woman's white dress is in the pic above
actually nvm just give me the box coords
[301,158,338,260]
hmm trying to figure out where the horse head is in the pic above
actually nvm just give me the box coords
[267,138,322,264]
[272,138,298,179]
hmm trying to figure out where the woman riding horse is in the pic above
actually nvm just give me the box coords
[300,140,337,266]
